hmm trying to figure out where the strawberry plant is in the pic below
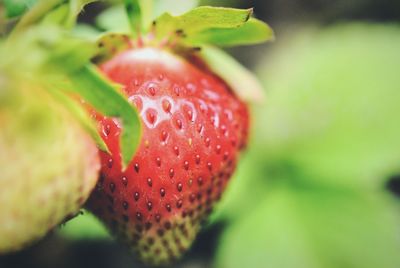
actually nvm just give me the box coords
[0,0,273,265]
[0,0,141,254]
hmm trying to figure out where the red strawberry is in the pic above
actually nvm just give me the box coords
[87,46,249,265]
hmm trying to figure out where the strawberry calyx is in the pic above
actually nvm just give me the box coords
[94,1,274,102]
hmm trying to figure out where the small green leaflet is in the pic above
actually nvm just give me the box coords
[67,66,142,170]
[187,18,274,47]
[200,46,265,103]
[154,6,252,39]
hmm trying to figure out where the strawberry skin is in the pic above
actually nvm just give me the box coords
[0,85,100,253]
[87,47,249,265]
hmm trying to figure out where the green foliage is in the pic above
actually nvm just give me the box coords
[201,46,266,103]
[96,0,199,33]
[154,6,252,38]
[68,66,142,169]
[187,18,274,46]
[216,186,400,268]
[124,0,143,36]
[153,0,198,17]
[3,25,141,167]
[3,0,37,18]
[255,23,400,190]
[59,211,111,240]
[214,23,400,268]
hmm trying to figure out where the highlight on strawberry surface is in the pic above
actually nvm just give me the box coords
[2,1,400,268]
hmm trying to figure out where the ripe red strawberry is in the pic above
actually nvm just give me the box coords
[87,46,249,264]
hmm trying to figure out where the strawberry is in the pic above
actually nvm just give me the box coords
[87,46,249,264]
[0,82,100,253]
[86,4,273,266]
[0,21,139,252]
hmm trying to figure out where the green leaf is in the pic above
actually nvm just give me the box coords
[124,0,142,36]
[40,4,70,27]
[216,186,400,268]
[3,0,37,18]
[3,25,141,169]
[95,5,131,32]
[10,0,64,36]
[187,18,274,46]
[48,89,108,153]
[58,211,111,239]
[154,6,252,40]
[10,0,96,36]
[67,65,141,169]
[43,32,97,73]
[137,0,153,30]
[3,25,95,73]
[200,46,265,102]
[72,23,101,40]
[255,23,400,189]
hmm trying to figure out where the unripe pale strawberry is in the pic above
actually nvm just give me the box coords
[0,84,100,253]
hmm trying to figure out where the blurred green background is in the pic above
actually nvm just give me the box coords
[2,0,400,267]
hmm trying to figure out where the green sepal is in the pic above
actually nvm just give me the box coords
[67,65,142,170]
[48,88,109,153]
[154,6,253,40]
[93,32,131,63]
[124,0,142,37]
[187,18,274,47]
[200,46,265,103]
[95,1,198,33]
